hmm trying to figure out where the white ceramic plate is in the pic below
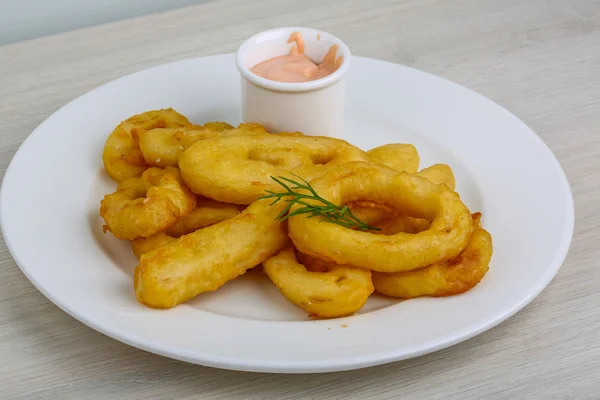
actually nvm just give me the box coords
[0,54,573,373]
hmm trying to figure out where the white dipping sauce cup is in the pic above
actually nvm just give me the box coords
[236,27,351,138]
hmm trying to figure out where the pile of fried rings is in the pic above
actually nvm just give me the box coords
[100,108,493,319]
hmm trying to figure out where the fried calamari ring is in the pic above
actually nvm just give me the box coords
[263,246,373,319]
[288,162,473,272]
[166,198,243,237]
[138,123,268,168]
[102,108,191,182]
[367,143,419,173]
[348,163,455,232]
[203,121,234,132]
[132,232,177,259]
[373,213,492,298]
[418,164,456,191]
[131,198,243,258]
[134,198,288,308]
[100,167,196,240]
[179,135,370,204]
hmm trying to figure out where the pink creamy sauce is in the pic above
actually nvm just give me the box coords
[250,32,343,83]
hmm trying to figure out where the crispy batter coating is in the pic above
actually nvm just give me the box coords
[131,232,177,259]
[178,135,370,204]
[133,199,288,308]
[166,197,243,237]
[349,163,456,231]
[96,111,493,315]
[131,198,243,258]
[367,143,419,173]
[288,162,473,272]
[373,214,492,297]
[203,121,234,132]
[100,167,196,240]
[138,123,268,168]
[263,247,373,319]
[102,108,191,182]
[418,163,456,191]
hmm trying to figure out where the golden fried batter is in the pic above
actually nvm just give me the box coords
[367,143,419,173]
[264,247,373,319]
[138,123,268,168]
[134,199,288,308]
[131,232,177,259]
[203,121,234,132]
[179,135,370,204]
[288,162,473,273]
[102,108,190,182]
[131,198,242,258]
[418,163,456,191]
[96,111,494,317]
[373,214,492,298]
[100,167,196,240]
[166,198,243,237]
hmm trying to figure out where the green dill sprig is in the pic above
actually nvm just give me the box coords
[258,174,381,231]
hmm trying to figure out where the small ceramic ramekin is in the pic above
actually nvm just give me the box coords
[236,27,351,138]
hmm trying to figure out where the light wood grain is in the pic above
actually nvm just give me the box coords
[1,0,599,399]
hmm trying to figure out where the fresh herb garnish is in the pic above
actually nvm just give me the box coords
[258,174,381,231]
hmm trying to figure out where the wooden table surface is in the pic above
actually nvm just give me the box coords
[1,0,599,398]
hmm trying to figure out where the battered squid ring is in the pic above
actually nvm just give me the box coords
[203,121,234,132]
[131,232,177,259]
[100,167,196,240]
[178,135,370,204]
[134,198,288,309]
[367,143,419,173]
[263,246,374,319]
[372,213,492,298]
[102,108,191,182]
[131,198,243,258]
[138,122,269,168]
[166,198,243,237]
[417,164,456,191]
[349,163,456,229]
[288,162,473,273]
